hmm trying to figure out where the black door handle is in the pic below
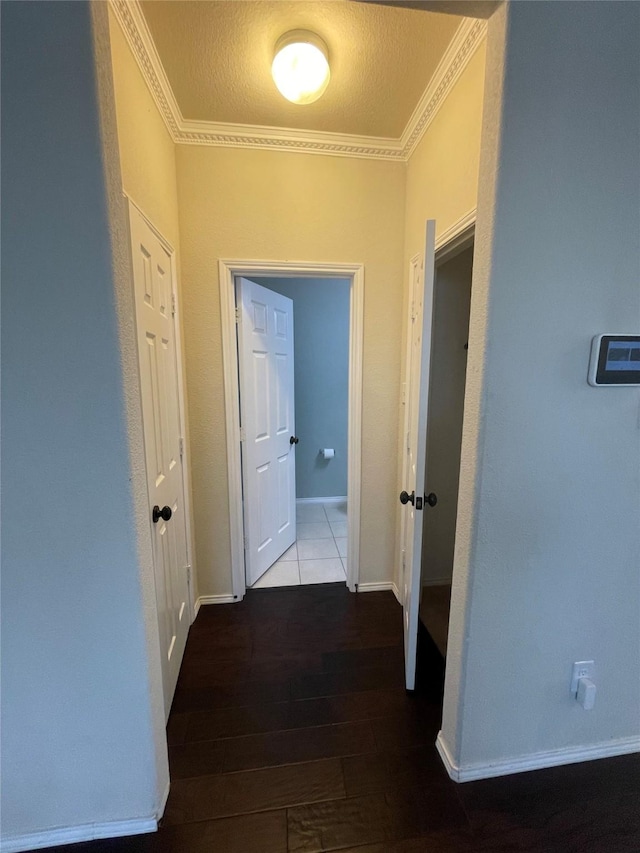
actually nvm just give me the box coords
[153,505,172,524]
[425,492,438,507]
[399,490,415,506]
[290,436,299,445]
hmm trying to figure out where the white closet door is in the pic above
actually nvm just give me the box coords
[400,221,437,690]
[129,204,190,717]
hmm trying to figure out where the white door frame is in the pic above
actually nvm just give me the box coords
[435,208,476,259]
[219,259,364,599]
[126,194,197,623]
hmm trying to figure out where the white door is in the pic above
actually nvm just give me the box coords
[129,203,190,718]
[400,221,437,690]
[237,278,296,587]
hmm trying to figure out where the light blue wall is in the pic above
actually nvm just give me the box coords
[442,1,640,769]
[1,2,161,842]
[251,277,350,499]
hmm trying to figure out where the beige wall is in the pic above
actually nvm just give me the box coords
[107,9,486,601]
[404,43,486,257]
[176,146,406,595]
[108,8,199,597]
[396,43,486,588]
[107,9,180,248]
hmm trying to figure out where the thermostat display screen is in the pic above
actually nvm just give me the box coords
[589,335,640,386]
[605,340,640,371]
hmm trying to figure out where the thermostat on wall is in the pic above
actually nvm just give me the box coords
[588,334,640,386]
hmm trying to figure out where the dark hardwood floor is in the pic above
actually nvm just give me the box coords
[40,584,639,852]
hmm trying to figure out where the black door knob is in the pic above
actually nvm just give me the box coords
[399,490,415,506]
[153,505,172,524]
[289,436,299,445]
[425,492,438,507]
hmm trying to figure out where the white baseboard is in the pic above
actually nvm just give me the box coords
[1,816,157,853]
[436,730,640,783]
[296,495,347,505]
[357,581,400,602]
[195,594,237,612]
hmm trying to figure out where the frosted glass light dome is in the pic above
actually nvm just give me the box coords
[271,30,330,105]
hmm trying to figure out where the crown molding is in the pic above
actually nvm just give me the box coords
[110,0,182,138]
[400,18,486,159]
[109,0,486,162]
[178,119,405,160]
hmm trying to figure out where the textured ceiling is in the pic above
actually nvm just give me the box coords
[139,1,462,138]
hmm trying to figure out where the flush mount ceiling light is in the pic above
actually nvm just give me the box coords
[271,30,330,105]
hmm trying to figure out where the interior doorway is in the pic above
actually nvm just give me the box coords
[219,259,364,600]
[419,234,474,658]
[237,275,351,589]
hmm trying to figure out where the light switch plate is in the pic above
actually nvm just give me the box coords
[571,660,594,695]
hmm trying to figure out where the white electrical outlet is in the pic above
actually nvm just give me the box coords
[571,660,595,695]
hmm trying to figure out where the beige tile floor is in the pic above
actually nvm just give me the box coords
[249,500,348,588]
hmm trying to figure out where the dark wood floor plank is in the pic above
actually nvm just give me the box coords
[183,688,426,744]
[290,664,405,701]
[222,720,376,773]
[370,707,442,751]
[165,712,189,746]
[171,678,290,712]
[321,645,404,673]
[34,587,640,853]
[342,746,452,797]
[287,788,469,852]
[162,757,345,825]
[329,833,478,853]
[168,739,225,780]
[148,810,288,852]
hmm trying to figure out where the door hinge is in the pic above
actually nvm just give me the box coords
[186,565,192,585]
[179,436,184,459]
[171,292,177,317]
[235,306,241,324]
[240,427,246,442]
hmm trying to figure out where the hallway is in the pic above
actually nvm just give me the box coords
[35,584,640,852]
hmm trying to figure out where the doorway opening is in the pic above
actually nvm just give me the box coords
[238,275,350,589]
[419,230,475,659]
[219,260,364,600]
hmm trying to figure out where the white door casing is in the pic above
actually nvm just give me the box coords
[400,220,437,690]
[219,260,363,599]
[236,278,296,586]
[129,203,190,718]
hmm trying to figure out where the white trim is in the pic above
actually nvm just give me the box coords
[1,816,157,853]
[196,594,237,608]
[110,0,181,139]
[296,496,347,505]
[125,196,197,622]
[178,119,404,161]
[357,581,400,604]
[435,208,477,255]
[436,731,640,784]
[219,259,364,600]
[109,0,486,162]
[346,267,364,594]
[400,20,487,159]
[169,245,198,622]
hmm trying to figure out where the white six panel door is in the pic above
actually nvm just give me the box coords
[237,278,296,587]
[401,221,437,690]
[129,204,190,718]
